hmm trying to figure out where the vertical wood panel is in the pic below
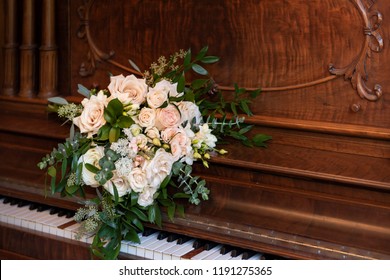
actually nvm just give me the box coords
[19,0,37,98]
[1,0,19,96]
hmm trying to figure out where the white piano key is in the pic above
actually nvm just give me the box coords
[191,245,223,260]
[163,239,195,255]
[201,246,225,260]
[215,253,233,260]
[248,253,263,260]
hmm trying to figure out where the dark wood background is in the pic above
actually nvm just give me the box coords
[0,0,389,259]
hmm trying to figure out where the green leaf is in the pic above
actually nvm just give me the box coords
[85,163,100,174]
[117,115,134,128]
[238,125,254,135]
[167,204,176,221]
[61,158,68,180]
[131,207,148,222]
[47,97,69,105]
[252,134,273,147]
[97,124,111,141]
[104,109,116,124]
[173,193,191,199]
[176,204,185,218]
[77,84,91,98]
[195,46,208,60]
[183,49,192,67]
[250,88,262,98]
[128,59,141,73]
[109,127,120,143]
[47,166,56,177]
[107,98,123,117]
[148,204,162,228]
[111,182,119,205]
[124,227,141,243]
[200,56,219,64]
[239,100,253,116]
[191,79,208,90]
[177,73,185,93]
[192,64,208,75]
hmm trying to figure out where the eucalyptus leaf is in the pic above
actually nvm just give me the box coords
[47,97,69,105]
[192,64,208,75]
[77,84,91,98]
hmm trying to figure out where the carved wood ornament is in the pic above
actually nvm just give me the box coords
[76,0,384,103]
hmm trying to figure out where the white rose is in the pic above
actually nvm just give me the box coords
[73,91,108,138]
[177,101,202,125]
[78,146,105,187]
[137,107,156,128]
[145,127,160,140]
[103,171,131,197]
[170,129,192,161]
[146,148,175,188]
[137,185,157,207]
[155,104,181,130]
[108,74,147,105]
[127,167,148,193]
[146,80,171,109]
[160,126,180,143]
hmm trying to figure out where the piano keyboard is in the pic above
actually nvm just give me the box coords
[0,195,272,260]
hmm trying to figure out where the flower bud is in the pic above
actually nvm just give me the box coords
[203,153,211,160]
[152,138,162,147]
[193,152,202,159]
[218,149,228,155]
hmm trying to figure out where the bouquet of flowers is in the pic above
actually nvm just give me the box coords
[38,47,271,259]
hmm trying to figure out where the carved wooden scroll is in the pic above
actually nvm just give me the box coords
[75,0,384,103]
[329,0,383,101]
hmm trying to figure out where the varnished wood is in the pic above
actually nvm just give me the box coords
[0,0,389,260]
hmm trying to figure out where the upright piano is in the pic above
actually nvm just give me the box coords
[0,0,389,260]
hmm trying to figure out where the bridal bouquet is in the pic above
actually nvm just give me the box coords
[38,47,271,259]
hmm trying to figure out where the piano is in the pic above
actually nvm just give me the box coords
[1,0,389,260]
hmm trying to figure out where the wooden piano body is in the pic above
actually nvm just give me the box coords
[0,0,389,259]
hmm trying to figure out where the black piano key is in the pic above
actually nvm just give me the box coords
[204,241,218,251]
[57,210,67,217]
[17,200,29,207]
[10,198,19,206]
[192,239,206,249]
[37,204,50,212]
[65,211,75,218]
[29,203,39,210]
[167,233,180,243]
[220,245,233,255]
[3,197,12,204]
[242,250,257,260]
[177,235,191,245]
[50,208,60,215]
[143,228,157,237]
[230,247,245,257]
[157,231,169,240]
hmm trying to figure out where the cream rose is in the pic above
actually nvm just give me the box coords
[155,104,181,130]
[146,80,171,109]
[108,74,147,105]
[146,148,175,188]
[160,127,180,143]
[73,91,108,138]
[137,107,156,128]
[103,171,131,197]
[177,101,202,125]
[145,127,160,141]
[127,167,148,193]
[78,146,105,187]
[137,185,157,207]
